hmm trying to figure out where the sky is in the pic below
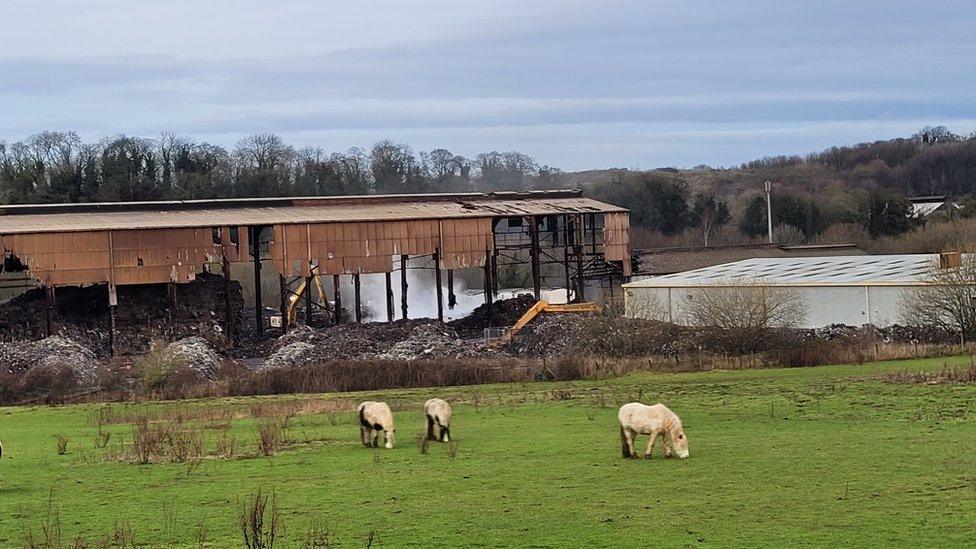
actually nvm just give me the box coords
[2,0,975,170]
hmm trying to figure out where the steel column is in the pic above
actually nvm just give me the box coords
[385,272,395,322]
[400,254,409,320]
[222,256,235,348]
[529,215,542,300]
[332,274,342,324]
[353,274,363,323]
[251,226,263,338]
[447,270,457,309]
[434,249,444,322]
[278,274,289,333]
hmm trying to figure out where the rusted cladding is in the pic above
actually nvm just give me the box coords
[268,224,310,276]
[111,228,221,285]
[219,226,247,263]
[439,217,493,269]
[604,212,632,276]
[307,220,438,275]
[1,231,113,286]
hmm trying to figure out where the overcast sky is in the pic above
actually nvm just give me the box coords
[2,0,975,170]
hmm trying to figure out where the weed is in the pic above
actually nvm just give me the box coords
[93,425,111,449]
[239,488,282,549]
[20,489,62,549]
[258,420,284,456]
[53,435,69,456]
[303,521,334,548]
[217,432,237,459]
[447,441,460,460]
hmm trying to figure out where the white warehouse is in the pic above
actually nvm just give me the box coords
[622,254,958,328]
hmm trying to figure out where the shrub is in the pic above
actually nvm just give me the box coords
[239,488,281,549]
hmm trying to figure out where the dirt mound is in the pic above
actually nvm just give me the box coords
[261,319,496,368]
[378,323,467,360]
[0,274,243,355]
[0,335,98,382]
[450,294,538,337]
[506,314,586,357]
[261,342,323,370]
[160,337,221,381]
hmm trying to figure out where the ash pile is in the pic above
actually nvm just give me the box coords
[262,319,498,370]
[449,294,537,337]
[158,337,221,381]
[0,335,99,387]
[0,273,243,355]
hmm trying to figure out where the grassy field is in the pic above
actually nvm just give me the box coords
[1,356,975,547]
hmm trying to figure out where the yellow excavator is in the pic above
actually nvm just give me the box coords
[499,300,601,343]
[285,267,333,326]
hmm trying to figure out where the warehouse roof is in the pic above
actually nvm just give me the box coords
[0,190,625,235]
[622,254,962,288]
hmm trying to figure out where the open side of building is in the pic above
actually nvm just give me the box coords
[0,190,630,350]
[622,254,962,328]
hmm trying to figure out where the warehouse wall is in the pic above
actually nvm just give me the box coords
[624,285,912,328]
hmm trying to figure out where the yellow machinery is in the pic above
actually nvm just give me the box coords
[500,300,601,342]
[285,266,332,326]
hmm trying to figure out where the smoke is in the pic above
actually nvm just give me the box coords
[333,257,485,322]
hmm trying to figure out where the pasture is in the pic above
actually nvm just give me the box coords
[1,356,975,547]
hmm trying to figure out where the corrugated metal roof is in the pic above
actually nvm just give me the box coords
[0,192,625,235]
[623,254,959,288]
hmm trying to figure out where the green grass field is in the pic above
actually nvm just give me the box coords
[1,356,975,547]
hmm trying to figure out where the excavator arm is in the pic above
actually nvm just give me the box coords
[500,299,601,342]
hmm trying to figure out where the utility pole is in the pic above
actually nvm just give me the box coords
[764,180,774,244]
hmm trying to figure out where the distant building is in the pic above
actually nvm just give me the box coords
[622,254,961,328]
[907,195,958,218]
[632,242,864,277]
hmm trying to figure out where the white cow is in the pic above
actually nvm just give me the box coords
[423,398,453,443]
[618,402,689,459]
[358,401,396,449]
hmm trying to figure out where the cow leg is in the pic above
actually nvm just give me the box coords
[360,426,370,448]
[662,434,673,459]
[426,415,436,441]
[372,430,380,448]
[644,431,658,459]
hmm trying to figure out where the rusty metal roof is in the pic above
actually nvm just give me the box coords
[0,191,625,235]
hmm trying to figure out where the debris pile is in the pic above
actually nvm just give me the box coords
[0,335,98,383]
[261,319,498,369]
[160,337,221,381]
[0,273,243,355]
[450,294,538,337]
[506,315,585,357]
[378,323,469,360]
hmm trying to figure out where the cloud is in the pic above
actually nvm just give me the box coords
[1,0,975,169]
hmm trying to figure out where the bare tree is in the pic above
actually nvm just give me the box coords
[682,281,808,331]
[900,256,976,340]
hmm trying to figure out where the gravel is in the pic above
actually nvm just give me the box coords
[0,335,98,382]
[160,337,221,381]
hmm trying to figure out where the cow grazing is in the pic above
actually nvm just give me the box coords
[618,402,689,459]
[358,401,396,449]
[423,398,453,443]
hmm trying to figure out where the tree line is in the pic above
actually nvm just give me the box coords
[4,127,976,248]
[0,132,563,204]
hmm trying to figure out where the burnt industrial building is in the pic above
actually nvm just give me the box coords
[0,190,630,353]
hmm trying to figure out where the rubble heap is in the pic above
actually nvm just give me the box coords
[378,323,468,360]
[0,335,99,383]
[261,319,497,369]
[0,274,243,355]
[160,337,221,381]
[449,294,538,337]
